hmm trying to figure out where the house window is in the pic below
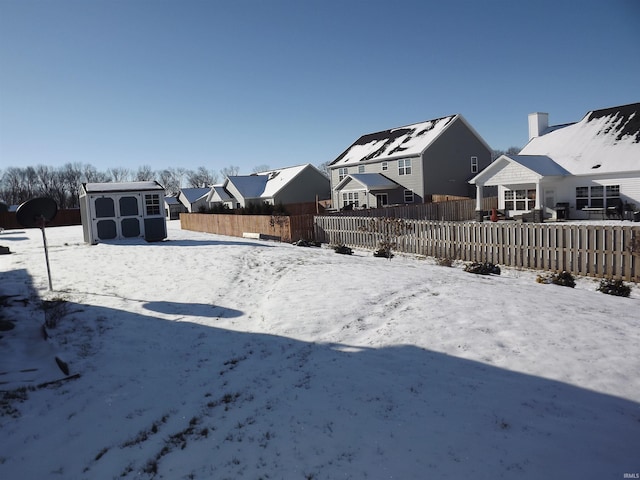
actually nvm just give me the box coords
[398,158,412,175]
[145,194,161,215]
[381,162,388,171]
[404,189,414,203]
[576,185,620,209]
[338,167,348,181]
[358,165,365,174]
[471,156,478,173]
[504,189,535,211]
[342,191,359,208]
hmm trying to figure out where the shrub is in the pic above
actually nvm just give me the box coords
[373,244,394,259]
[435,257,454,267]
[536,271,575,288]
[333,244,352,255]
[464,262,501,275]
[596,278,631,297]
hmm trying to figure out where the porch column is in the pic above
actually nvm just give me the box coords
[475,183,484,222]
[533,181,544,222]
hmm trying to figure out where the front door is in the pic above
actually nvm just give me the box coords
[376,193,389,208]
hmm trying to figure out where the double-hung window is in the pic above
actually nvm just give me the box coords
[404,189,414,203]
[338,167,348,181]
[381,161,388,171]
[471,156,478,173]
[398,158,412,175]
[358,165,365,174]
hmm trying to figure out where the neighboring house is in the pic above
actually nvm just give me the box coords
[79,181,167,244]
[164,195,187,220]
[327,114,492,210]
[177,188,211,213]
[206,164,330,209]
[470,102,640,221]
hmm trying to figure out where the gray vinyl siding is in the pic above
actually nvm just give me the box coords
[273,167,330,205]
[423,118,492,198]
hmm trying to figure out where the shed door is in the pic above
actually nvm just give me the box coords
[91,194,145,241]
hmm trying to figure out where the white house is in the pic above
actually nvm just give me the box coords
[470,102,640,221]
[177,188,211,213]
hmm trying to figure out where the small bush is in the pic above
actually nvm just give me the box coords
[435,257,454,267]
[536,271,575,288]
[464,262,500,275]
[333,244,353,255]
[373,246,394,259]
[597,278,631,297]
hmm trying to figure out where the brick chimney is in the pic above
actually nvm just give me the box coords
[528,112,549,140]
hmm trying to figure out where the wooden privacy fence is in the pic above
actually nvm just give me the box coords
[328,197,498,221]
[0,209,81,230]
[314,216,640,282]
[180,213,316,243]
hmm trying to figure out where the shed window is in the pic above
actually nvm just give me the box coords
[145,194,161,215]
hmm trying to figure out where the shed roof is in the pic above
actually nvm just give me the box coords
[83,181,164,193]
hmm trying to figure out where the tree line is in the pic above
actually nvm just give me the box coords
[0,163,248,209]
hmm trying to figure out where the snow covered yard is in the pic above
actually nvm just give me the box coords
[1,221,639,479]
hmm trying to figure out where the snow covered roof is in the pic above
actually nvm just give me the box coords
[330,115,458,167]
[469,154,570,186]
[226,164,312,199]
[83,181,164,193]
[164,196,181,205]
[519,102,640,175]
[335,173,401,191]
[505,155,571,176]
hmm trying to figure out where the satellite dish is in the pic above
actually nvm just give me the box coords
[16,197,58,228]
[16,197,58,291]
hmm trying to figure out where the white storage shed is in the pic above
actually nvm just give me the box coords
[79,181,167,244]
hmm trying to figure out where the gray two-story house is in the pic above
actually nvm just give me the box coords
[328,114,492,209]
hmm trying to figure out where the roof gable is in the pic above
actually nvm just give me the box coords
[330,115,457,167]
[335,173,401,191]
[178,188,210,203]
[470,155,569,186]
[520,102,640,174]
[225,164,316,200]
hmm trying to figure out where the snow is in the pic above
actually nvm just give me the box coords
[332,116,456,166]
[1,221,639,479]
[520,105,640,174]
[83,181,164,193]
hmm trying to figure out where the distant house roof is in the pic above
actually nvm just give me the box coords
[83,181,164,193]
[225,164,315,200]
[335,173,401,191]
[207,185,233,203]
[330,115,460,167]
[519,102,640,175]
[178,188,210,204]
[164,196,181,205]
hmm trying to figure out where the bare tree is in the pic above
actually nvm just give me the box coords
[187,166,218,187]
[81,164,109,183]
[220,165,240,178]
[135,165,156,181]
[316,161,330,178]
[60,163,84,208]
[158,167,187,195]
[107,167,131,183]
[252,164,270,174]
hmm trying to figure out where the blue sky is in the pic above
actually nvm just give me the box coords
[1,0,639,175]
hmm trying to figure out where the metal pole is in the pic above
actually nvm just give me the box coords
[40,216,53,291]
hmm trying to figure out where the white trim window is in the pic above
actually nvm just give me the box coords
[381,161,388,171]
[398,158,412,175]
[504,189,535,211]
[471,156,478,173]
[576,185,620,209]
[358,165,365,174]
[342,191,359,208]
[145,194,161,215]
[404,189,414,203]
[338,167,348,181]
